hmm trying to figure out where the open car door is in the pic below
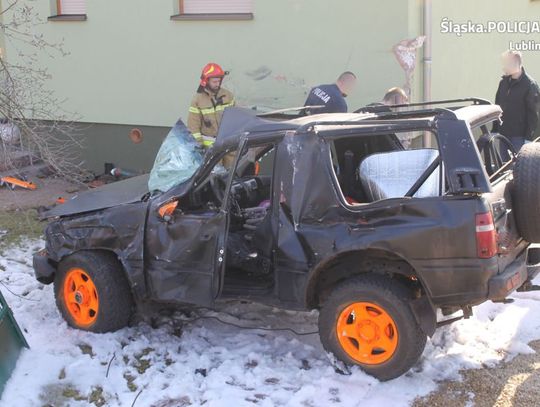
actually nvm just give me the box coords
[143,122,242,307]
[144,195,229,306]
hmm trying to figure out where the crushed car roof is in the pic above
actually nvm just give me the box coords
[214,104,502,149]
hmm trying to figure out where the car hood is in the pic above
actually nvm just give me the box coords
[42,174,150,219]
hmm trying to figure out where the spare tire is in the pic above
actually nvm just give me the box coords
[512,142,540,243]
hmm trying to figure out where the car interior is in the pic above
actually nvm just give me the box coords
[176,144,277,291]
[473,123,517,179]
[329,132,445,205]
[223,144,276,290]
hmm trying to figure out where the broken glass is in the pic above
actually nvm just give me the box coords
[148,118,204,192]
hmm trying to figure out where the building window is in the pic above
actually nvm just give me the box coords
[171,0,253,21]
[49,0,87,21]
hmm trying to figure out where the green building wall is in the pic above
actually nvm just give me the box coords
[4,0,420,173]
[1,0,539,173]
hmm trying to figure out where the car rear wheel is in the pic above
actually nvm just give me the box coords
[54,250,134,333]
[318,274,426,381]
[512,142,540,243]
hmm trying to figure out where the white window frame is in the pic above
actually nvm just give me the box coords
[172,0,254,21]
[49,0,87,21]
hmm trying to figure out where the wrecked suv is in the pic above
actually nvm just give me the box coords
[34,99,540,381]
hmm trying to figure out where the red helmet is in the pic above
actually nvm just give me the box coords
[200,63,227,87]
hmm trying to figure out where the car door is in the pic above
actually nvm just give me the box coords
[144,147,242,307]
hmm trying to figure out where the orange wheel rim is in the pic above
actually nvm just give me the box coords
[63,268,99,327]
[336,302,398,365]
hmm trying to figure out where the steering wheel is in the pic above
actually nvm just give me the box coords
[477,133,517,176]
[210,173,227,204]
[209,173,243,217]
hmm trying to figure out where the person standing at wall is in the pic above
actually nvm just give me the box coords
[303,72,357,115]
[187,63,235,150]
[381,87,413,148]
[382,87,409,106]
[493,50,540,153]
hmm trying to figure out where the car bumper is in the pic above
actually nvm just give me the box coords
[33,249,56,284]
[488,247,540,301]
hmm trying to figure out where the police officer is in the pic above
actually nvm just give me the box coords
[187,63,235,150]
[303,72,357,115]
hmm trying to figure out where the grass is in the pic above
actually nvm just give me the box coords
[78,343,95,357]
[123,373,138,392]
[0,208,43,251]
[88,386,106,407]
[133,347,154,374]
[61,386,85,401]
[40,384,107,406]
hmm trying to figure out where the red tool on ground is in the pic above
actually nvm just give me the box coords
[0,176,37,190]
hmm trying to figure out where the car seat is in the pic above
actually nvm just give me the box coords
[358,149,441,201]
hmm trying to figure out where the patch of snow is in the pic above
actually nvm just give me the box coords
[1,240,540,406]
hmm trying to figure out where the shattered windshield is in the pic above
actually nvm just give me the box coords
[148,119,204,193]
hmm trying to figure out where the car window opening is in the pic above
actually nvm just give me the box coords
[224,143,276,287]
[329,131,445,206]
[473,122,517,182]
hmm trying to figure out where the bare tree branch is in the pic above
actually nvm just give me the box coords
[0,1,89,182]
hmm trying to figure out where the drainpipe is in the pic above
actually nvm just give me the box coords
[423,0,432,147]
[0,0,5,59]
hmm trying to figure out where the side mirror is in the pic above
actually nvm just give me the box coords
[158,200,178,221]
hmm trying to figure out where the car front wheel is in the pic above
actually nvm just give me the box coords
[318,274,427,381]
[54,250,134,333]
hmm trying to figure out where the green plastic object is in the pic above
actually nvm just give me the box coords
[0,289,29,397]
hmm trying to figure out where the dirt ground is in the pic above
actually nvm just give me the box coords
[414,340,540,407]
[0,176,84,211]
[0,176,87,249]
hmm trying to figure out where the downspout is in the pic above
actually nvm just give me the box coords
[423,0,432,147]
[0,0,5,59]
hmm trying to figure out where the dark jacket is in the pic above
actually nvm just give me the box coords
[304,84,347,115]
[493,68,540,140]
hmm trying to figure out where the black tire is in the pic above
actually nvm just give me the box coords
[318,274,426,381]
[513,142,540,243]
[54,250,134,333]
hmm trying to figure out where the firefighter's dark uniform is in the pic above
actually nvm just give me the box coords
[187,88,235,149]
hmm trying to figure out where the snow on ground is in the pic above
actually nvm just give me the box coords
[1,240,540,407]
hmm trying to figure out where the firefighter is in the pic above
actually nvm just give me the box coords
[187,63,235,151]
